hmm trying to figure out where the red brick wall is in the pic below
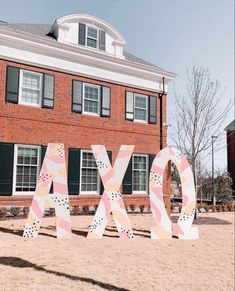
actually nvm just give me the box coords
[0,59,167,161]
[0,59,168,204]
[227,131,235,190]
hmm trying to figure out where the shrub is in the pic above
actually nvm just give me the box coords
[0,207,8,219]
[23,207,29,217]
[72,206,80,215]
[130,204,135,212]
[139,205,145,213]
[10,207,21,217]
[49,208,55,216]
[82,205,89,214]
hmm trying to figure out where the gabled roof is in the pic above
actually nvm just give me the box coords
[0,22,165,71]
[225,120,235,132]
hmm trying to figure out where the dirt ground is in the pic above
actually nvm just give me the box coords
[0,212,234,291]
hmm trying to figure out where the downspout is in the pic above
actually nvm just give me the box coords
[159,77,165,150]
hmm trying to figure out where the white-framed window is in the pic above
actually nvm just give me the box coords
[86,26,98,49]
[80,150,100,194]
[134,94,148,122]
[83,83,100,115]
[132,154,148,193]
[13,144,40,195]
[19,70,43,107]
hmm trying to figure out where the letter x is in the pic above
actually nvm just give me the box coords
[87,145,135,239]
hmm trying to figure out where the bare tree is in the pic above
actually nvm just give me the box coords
[170,67,231,188]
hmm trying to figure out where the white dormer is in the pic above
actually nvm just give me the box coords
[49,14,126,59]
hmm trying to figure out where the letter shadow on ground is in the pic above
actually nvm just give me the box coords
[0,257,130,291]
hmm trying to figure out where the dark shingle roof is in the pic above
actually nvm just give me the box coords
[225,120,235,132]
[0,22,162,70]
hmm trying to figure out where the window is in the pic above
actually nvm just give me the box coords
[132,155,148,193]
[134,94,148,122]
[80,150,100,193]
[83,83,100,115]
[19,70,43,106]
[86,26,98,49]
[125,92,156,124]
[14,145,40,194]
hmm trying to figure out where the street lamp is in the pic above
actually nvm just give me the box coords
[212,135,218,205]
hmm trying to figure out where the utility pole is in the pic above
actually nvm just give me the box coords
[212,135,217,205]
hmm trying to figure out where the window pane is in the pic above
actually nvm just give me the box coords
[133,156,147,192]
[21,71,41,106]
[81,151,99,193]
[87,27,97,38]
[87,38,97,48]
[134,108,147,121]
[135,95,147,109]
[22,72,41,90]
[85,86,99,100]
[15,146,39,192]
[84,100,98,114]
[21,88,40,105]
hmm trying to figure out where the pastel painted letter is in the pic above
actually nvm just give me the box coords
[23,143,71,239]
[149,147,198,239]
[87,145,135,239]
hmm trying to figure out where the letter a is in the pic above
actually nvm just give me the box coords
[87,145,135,239]
[23,143,71,239]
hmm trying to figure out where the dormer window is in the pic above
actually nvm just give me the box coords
[51,14,126,58]
[86,26,98,48]
[79,23,105,51]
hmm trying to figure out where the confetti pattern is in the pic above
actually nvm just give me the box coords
[23,143,71,239]
[87,145,135,239]
[149,147,199,240]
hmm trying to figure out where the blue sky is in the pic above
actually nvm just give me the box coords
[0,0,234,170]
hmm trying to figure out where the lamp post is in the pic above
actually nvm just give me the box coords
[212,135,218,205]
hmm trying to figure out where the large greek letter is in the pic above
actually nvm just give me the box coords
[87,145,135,239]
[23,143,71,239]
[149,147,198,239]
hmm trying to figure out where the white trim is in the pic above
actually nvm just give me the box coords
[18,69,43,107]
[0,26,176,92]
[51,14,126,44]
[79,149,100,195]
[13,144,41,196]
[132,154,148,194]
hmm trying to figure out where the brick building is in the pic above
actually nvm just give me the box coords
[0,14,176,207]
[225,120,235,191]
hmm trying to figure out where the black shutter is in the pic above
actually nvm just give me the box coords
[0,143,14,196]
[149,154,156,193]
[5,66,20,104]
[99,30,106,51]
[68,148,81,195]
[72,80,83,113]
[101,86,111,117]
[149,154,156,172]
[79,23,86,46]
[122,156,132,194]
[42,74,54,109]
[41,145,47,166]
[149,96,157,124]
[41,145,53,193]
[125,91,134,120]
[99,151,112,195]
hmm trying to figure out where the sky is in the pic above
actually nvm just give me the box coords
[0,0,234,170]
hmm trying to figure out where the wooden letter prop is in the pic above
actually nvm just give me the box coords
[23,143,71,239]
[149,147,198,239]
[87,145,135,239]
